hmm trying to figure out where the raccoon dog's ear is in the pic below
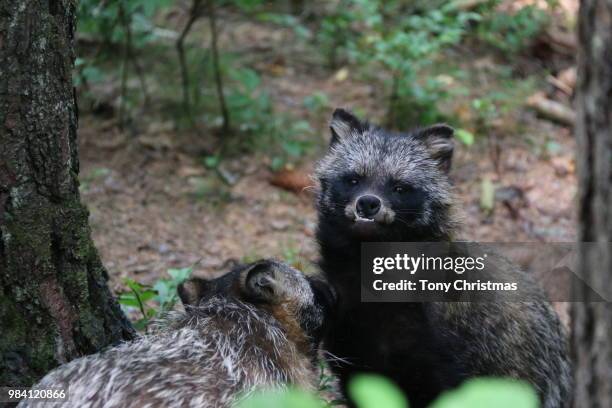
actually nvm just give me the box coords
[414,124,455,173]
[244,260,284,303]
[178,278,210,306]
[329,108,365,147]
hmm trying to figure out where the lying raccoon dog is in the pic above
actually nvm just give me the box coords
[21,260,334,408]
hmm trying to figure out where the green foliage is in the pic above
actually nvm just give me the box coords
[78,0,171,45]
[455,129,475,146]
[238,388,325,408]
[317,361,342,406]
[476,2,551,53]
[238,375,539,408]
[256,12,311,41]
[154,266,193,310]
[467,74,539,139]
[430,378,539,408]
[74,0,555,155]
[303,92,331,114]
[119,279,157,331]
[221,66,314,165]
[74,58,105,87]
[349,375,408,408]
[309,0,550,128]
[313,1,356,69]
[314,1,479,126]
[118,265,193,330]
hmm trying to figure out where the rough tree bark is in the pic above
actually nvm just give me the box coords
[0,0,135,387]
[572,1,612,407]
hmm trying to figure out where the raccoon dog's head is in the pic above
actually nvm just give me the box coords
[178,259,335,349]
[315,108,456,241]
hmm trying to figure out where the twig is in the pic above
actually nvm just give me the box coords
[546,75,573,96]
[129,51,150,109]
[129,286,148,324]
[176,0,203,116]
[118,4,130,130]
[207,0,230,134]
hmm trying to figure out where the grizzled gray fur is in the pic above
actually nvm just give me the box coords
[21,260,334,408]
[315,108,571,408]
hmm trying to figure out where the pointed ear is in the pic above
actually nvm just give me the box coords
[178,278,210,306]
[414,124,454,173]
[243,260,283,303]
[329,108,365,147]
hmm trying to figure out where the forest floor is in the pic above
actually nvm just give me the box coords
[76,10,577,292]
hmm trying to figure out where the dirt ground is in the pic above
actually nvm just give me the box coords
[77,7,577,292]
[79,106,576,294]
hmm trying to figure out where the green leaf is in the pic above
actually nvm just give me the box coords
[455,129,475,146]
[239,69,261,92]
[167,267,193,283]
[348,374,408,408]
[238,388,324,408]
[153,280,171,304]
[118,293,140,308]
[282,141,305,157]
[270,156,285,171]
[132,319,149,331]
[430,378,539,408]
[204,155,220,169]
[545,140,562,156]
[291,120,312,134]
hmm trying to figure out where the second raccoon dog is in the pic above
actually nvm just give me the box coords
[21,260,334,408]
[315,109,571,408]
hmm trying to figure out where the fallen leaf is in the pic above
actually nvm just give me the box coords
[270,169,314,195]
[480,178,495,214]
[333,67,349,82]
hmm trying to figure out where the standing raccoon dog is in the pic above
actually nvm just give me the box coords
[315,109,571,408]
[21,260,334,408]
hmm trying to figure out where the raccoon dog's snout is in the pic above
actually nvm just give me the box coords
[356,195,381,218]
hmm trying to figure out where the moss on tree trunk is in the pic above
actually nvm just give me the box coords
[0,0,135,387]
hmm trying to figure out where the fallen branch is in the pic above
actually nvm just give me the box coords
[547,67,577,96]
[526,92,575,127]
[540,28,577,57]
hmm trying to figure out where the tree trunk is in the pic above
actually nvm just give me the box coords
[0,0,135,387]
[572,1,612,407]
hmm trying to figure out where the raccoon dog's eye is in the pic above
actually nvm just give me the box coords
[344,175,360,186]
[393,185,409,193]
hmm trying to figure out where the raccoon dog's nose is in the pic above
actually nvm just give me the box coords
[356,195,382,218]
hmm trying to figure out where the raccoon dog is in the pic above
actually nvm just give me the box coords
[314,108,571,408]
[21,260,334,408]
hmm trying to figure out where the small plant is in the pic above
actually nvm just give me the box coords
[118,265,194,330]
[320,1,478,127]
[475,2,551,53]
[316,361,339,399]
[303,92,331,114]
[314,2,359,69]
[77,0,172,123]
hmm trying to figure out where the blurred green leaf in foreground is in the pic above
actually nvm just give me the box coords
[238,375,540,408]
